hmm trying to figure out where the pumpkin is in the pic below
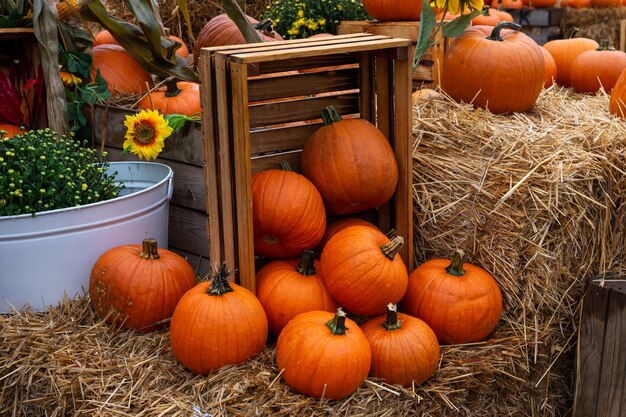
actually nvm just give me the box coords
[320,225,408,316]
[401,251,502,345]
[168,35,189,58]
[169,264,268,374]
[491,0,524,8]
[562,0,591,7]
[570,40,626,93]
[543,36,599,87]
[89,238,197,331]
[256,250,337,335]
[539,46,558,88]
[529,0,556,6]
[412,88,441,104]
[361,0,422,21]
[276,308,371,399]
[138,81,201,116]
[590,0,621,6]
[301,106,398,215]
[361,304,440,387]
[609,68,626,118]
[193,14,283,65]
[441,22,545,114]
[93,30,189,58]
[496,10,514,22]
[91,44,152,95]
[0,124,26,139]
[252,162,326,259]
[472,8,501,26]
[317,217,381,255]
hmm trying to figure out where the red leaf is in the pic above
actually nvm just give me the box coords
[0,71,25,126]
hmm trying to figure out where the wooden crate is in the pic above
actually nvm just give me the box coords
[338,21,449,89]
[89,105,212,276]
[573,276,626,417]
[505,7,564,45]
[620,20,626,52]
[198,33,414,292]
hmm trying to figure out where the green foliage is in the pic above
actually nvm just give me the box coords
[0,128,123,216]
[262,0,370,39]
[0,0,32,28]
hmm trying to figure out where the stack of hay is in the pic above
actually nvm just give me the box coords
[561,6,626,48]
[1,88,624,416]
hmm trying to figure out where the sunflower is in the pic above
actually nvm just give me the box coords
[430,0,483,14]
[123,109,173,160]
[59,71,82,87]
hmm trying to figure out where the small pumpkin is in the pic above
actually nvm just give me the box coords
[472,8,501,26]
[562,0,591,7]
[362,0,422,21]
[91,44,153,95]
[543,36,599,87]
[139,80,201,116]
[89,238,197,331]
[361,304,440,387]
[491,0,524,8]
[441,22,545,114]
[276,308,371,400]
[0,124,26,139]
[401,251,502,345]
[529,0,557,6]
[539,45,558,88]
[570,40,626,93]
[320,225,408,316]
[301,106,398,215]
[590,0,621,6]
[609,68,626,118]
[169,264,268,374]
[252,161,326,259]
[412,88,441,105]
[93,30,189,58]
[256,250,337,336]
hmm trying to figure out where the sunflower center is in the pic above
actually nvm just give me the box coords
[134,121,157,145]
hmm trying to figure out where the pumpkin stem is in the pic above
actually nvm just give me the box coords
[487,22,521,42]
[207,263,235,295]
[445,251,466,277]
[321,106,343,125]
[138,238,160,260]
[597,39,615,51]
[278,160,292,171]
[295,250,316,276]
[164,79,183,97]
[380,236,404,260]
[567,27,580,39]
[254,18,277,37]
[326,308,348,335]
[385,228,398,240]
[382,303,402,331]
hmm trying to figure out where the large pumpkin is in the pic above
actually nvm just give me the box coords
[139,81,201,116]
[276,308,371,399]
[89,238,197,331]
[317,217,381,255]
[301,106,398,215]
[609,68,626,118]
[0,124,26,139]
[539,46,558,88]
[401,251,502,345]
[91,44,152,95]
[543,36,599,87]
[169,264,268,374]
[570,40,626,93]
[256,250,337,336]
[361,304,440,387]
[252,162,326,258]
[320,225,408,316]
[441,22,544,114]
[361,0,422,21]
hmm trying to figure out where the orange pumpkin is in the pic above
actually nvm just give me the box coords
[256,250,337,335]
[496,9,514,22]
[276,308,371,399]
[590,0,621,6]
[401,251,502,345]
[570,40,626,93]
[317,217,381,254]
[89,238,197,331]
[412,88,441,104]
[168,35,189,58]
[539,46,558,88]
[301,106,398,215]
[91,44,152,95]
[609,68,626,117]
[361,304,440,387]
[543,37,599,87]
[529,0,557,6]
[93,30,189,58]
[252,163,326,259]
[563,0,591,7]
[0,124,26,139]
[491,0,524,8]
[320,225,408,316]
[139,81,201,116]
[472,8,501,26]
[169,264,268,374]
[362,0,422,21]
[442,22,545,114]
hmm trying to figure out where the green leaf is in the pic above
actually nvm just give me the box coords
[164,113,199,132]
[441,10,482,38]
[175,0,195,45]
[413,0,437,70]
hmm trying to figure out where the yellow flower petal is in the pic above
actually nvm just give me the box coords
[123,109,173,160]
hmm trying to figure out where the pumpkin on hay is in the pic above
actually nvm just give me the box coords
[0,124,27,139]
[441,22,544,114]
[89,238,197,331]
[543,36,599,87]
[91,44,152,95]
[276,308,371,400]
[256,250,337,336]
[169,264,268,374]
[361,0,422,21]
[539,46,558,88]
[138,81,201,116]
[361,304,440,387]
[609,68,626,118]
[401,251,502,345]
[570,40,626,93]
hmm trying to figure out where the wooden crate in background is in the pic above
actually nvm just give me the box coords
[620,20,626,52]
[338,21,449,90]
[199,33,414,292]
[505,7,564,45]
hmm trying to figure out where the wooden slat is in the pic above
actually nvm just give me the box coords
[259,54,358,74]
[250,122,323,155]
[621,20,626,53]
[168,205,210,257]
[251,150,302,175]
[359,54,374,123]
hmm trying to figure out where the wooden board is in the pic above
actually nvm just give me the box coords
[621,20,626,52]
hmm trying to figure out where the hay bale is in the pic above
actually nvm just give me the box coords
[561,6,626,46]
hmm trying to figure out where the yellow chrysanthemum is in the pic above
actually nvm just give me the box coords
[123,109,173,160]
[59,71,82,86]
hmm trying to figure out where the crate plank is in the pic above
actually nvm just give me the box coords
[250,122,323,155]
[251,150,302,174]
[168,205,210,257]
[169,247,213,278]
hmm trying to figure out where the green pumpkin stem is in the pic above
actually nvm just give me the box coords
[207,263,235,295]
[164,79,182,97]
[321,106,343,125]
[382,303,402,331]
[385,228,398,240]
[295,250,316,276]
[487,22,521,42]
[445,251,466,277]
[279,160,292,171]
[139,238,160,260]
[597,39,615,51]
[567,27,580,39]
[326,308,348,335]
[254,18,276,36]
[381,236,404,260]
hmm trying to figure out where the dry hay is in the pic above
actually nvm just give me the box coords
[561,6,626,46]
[412,87,626,416]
